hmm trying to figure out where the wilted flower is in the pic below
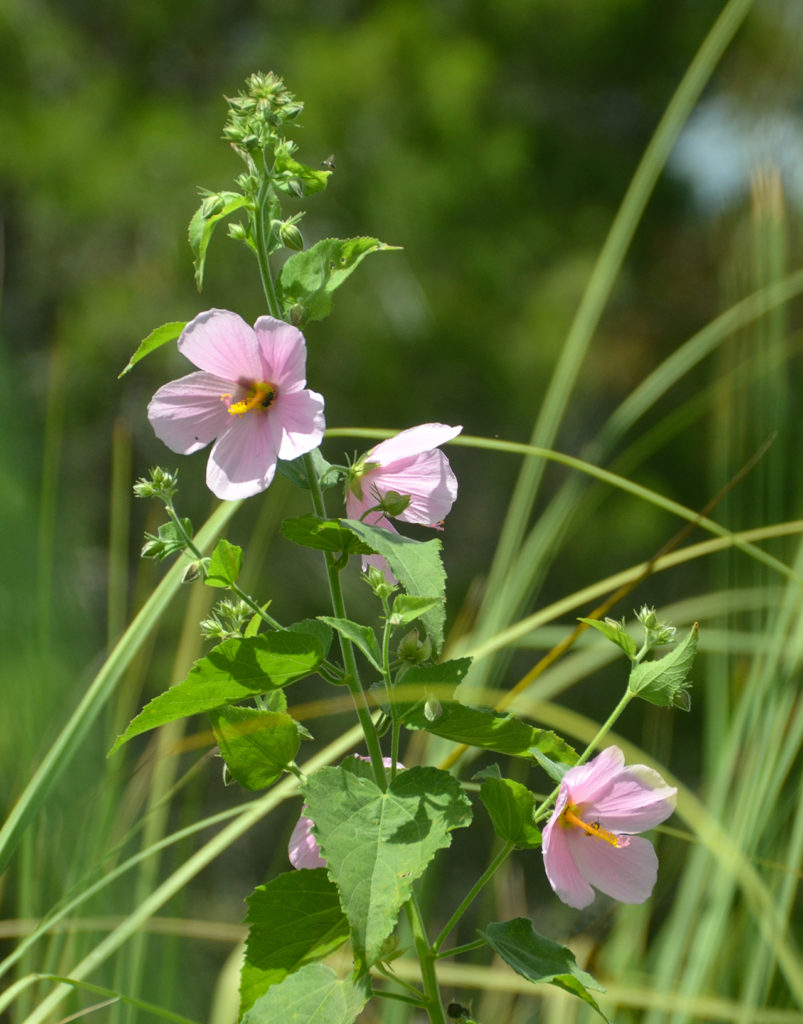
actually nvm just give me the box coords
[346,423,461,578]
[542,746,676,909]
[289,756,402,870]
[148,309,325,500]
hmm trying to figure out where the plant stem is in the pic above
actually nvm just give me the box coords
[533,688,636,822]
[254,176,281,318]
[405,895,446,1024]
[303,453,386,787]
[432,841,513,954]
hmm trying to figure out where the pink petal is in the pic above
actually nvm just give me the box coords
[542,808,596,910]
[206,414,278,500]
[178,310,262,381]
[563,746,627,806]
[369,423,462,467]
[272,389,326,461]
[288,814,326,870]
[593,765,677,833]
[253,316,309,391]
[370,449,458,525]
[567,832,659,904]
[147,371,235,454]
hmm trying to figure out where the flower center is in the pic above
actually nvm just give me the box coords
[559,804,621,847]
[226,381,277,416]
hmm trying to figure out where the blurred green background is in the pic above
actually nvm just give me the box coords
[2,0,803,1021]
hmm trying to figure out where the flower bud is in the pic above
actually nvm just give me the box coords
[278,221,304,251]
[397,628,432,664]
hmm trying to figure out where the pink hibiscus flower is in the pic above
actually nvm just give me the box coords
[147,309,325,500]
[542,746,676,909]
[346,423,461,578]
[289,756,403,870]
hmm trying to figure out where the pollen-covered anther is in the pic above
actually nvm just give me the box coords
[228,381,277,416]
[560,805,622,847]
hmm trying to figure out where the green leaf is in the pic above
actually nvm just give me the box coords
[273,153,331,197]
[479,777,541,848]
[277,237,400,324]
[109,632,326,753]
[205,538,243,588]
[318,617,382,671]
[628,622,698,709]
[389,595,443,628]
[339,519,447,653]
[303,765,472,966]
[479,919,609,1022]
[397,675,577,764]
[189,190,251,291]
[287,618,334,661]
[578,617,638,659]
[240,870,350,1015]
[242,963,368,1024]
[277,450,340,491]
[281,515,372,555]
[118,321,186,378]
[209,706,301,790]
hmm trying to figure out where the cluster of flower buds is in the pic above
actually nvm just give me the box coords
[222,71,303,157]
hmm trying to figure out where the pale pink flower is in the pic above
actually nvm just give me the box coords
[346,423,461,578]
[147,309,325,500]
[289,757,402,870]
[542,746,676,910]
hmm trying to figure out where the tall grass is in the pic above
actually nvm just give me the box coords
[1,0,802,1021]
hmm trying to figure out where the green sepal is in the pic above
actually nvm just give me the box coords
[281,515,372,555]
[479,919,609,1022]
[339,519,446,653]
[388,594,443,628]
[273,152,331,197]
[109,632,327,753]
[118,321,186,378]
[276,449,340,491]
[628,622,697,709]
[578,617,638,659]
[242,963,368,1024]
[318,617,382,671]
[479,777,541,848]
[209,706,301,790]
[205,538,243,588]
[189,189,251,290]
[277,237,400,325]
[141,518,193,561]
[240,870,351,1015]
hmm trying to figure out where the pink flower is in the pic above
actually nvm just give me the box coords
[289,757,402,870]
[542,746,676,910]
[346,423,461,578]
[147,309,325,500]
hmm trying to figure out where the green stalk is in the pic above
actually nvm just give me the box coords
[254,176,281,319]
[432,842,513,954]
[405,895,447,1024]
[303,453,386,787]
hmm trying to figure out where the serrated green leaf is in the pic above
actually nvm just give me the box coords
[578,617,638,659]
[242,963,368,1024]
[277,237,400,324]
[276,449,340,491]
[205,538,243,588]
[287,618,334,661]
[628,622,698,708]
[479,919,609,1022]
[318,617,382,670]
[109,632,325,753]
[240,870,350,1015]
[189,190,251,291]
[480,778,541,848]
[281,515,373,555]
[340,519,446,653]
[118,321,186,378]
[209,706,300,790]
[303,765,471,966]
